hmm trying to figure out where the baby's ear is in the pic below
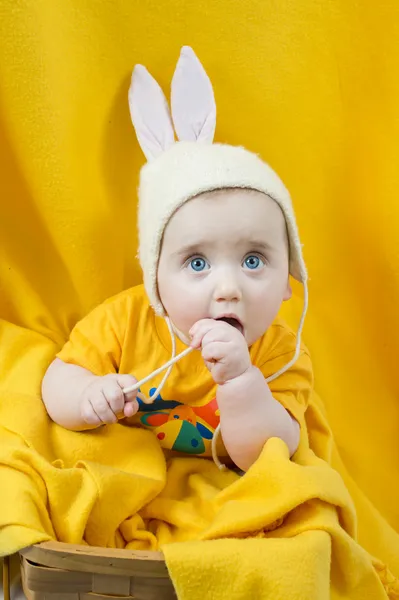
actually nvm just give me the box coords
[171,46,216,143]
[128,65,175,161]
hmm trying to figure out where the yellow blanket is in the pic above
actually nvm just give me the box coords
[1,0,399,598]
[1,326,398,599]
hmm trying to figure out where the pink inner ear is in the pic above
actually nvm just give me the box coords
[128,64,175,161]
[171,46,216,143]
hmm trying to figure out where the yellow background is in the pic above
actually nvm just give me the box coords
[0,0,398,557]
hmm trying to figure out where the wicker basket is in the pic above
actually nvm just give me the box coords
[19,542,177,600]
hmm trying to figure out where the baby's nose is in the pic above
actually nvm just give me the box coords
[213,274,242,302]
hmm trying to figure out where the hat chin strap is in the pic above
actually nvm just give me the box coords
[122,280,309,470]
[121,316,194,403]
[167,320,192,347]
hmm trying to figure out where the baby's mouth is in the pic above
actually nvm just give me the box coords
[215,316,244,335]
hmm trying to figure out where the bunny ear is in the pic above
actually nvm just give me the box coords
[171,46,216,143]
[128,64,175,161]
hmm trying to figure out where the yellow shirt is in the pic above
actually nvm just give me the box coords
[57,284,313,457]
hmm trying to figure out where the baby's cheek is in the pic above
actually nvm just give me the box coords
[171,302,203,336]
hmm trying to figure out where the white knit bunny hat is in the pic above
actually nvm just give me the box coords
[128,47,308,317]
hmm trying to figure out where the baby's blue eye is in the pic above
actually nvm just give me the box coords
[189,257,209,272]
[243,255,263,270]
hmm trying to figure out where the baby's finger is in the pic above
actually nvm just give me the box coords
[201,341,226,364]
[93,392,118,424]
[102,381,125,415]
[189,319,219,348]
[201,325,235,345]
[81,399,102,426]
[123,399,139,418]
[115,374,138,402]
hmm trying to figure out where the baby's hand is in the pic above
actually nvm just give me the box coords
[80,374,139,426]
[190,319,251,384]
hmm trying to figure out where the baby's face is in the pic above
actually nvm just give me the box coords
[157,189,292,346]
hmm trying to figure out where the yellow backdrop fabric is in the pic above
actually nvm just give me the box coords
[0,0,398,594]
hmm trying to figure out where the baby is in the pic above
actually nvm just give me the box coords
[42,47,312,472]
